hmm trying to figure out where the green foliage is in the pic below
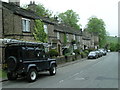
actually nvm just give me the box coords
[35,4,53,17]
[106,36,118,44]
[80,52,86,58]
[0,70,7,78]
[86,16,107,47]
[64,34,67,44]
[48,49,59,57]
[63,47,73,56]
[58,9,81,30]
[109,43,120,51]
[63,48,71,56]
[73,49,80,55]
[33,20,47,43]
[83,50,89,55]
[88,48,95,52]
[24,3,52,17]
[106,36,119,51]
[71,39,76,45]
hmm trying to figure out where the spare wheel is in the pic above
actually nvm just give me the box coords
[7,56,17,71]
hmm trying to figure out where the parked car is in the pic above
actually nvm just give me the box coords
[95,50,102,57]
[4,42,57,82]
[103,50,107,55]
[98,49,107,56]
[88,51,98,59]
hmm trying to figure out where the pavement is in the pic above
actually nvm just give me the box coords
[0,57,87,82]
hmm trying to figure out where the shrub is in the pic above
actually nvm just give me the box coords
[48,49,59,57]
[84,50,89,55]
[73,49,80,55]
[63,48,72,56]
[80,52,86,58]
[71,40,76,45]
[88,48,95,52]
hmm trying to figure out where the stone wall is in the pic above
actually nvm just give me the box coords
[0,2,3,64]
[47,24,55,38]
[3,7,36,41]
[0,1,2,38]
[3,7,14,35]
[56,55,82,64]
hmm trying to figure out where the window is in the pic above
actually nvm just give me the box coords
[25,50,36,60]
[22,18,30,32]
[73,35,76,40]
[79,36,81,42]
[44,25,48,34]
[66,34,69,42]
[57,32,60,39]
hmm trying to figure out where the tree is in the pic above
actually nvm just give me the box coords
[58,9,81,30]
[86,16,107,47]
[25,3,53,18]
[109,43,120,51]
[35,4,53,17]
[33,20,47,43]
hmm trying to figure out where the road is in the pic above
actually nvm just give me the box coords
[2,52,118,88]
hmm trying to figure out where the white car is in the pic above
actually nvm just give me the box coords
[88,51,98,59]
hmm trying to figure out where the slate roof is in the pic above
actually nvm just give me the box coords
[39,16,56,25]
[54,24,82,36]
[2,2,40,19]
[2,2,82,36]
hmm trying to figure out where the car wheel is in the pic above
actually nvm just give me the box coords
[95,56,97,59]
[27,68,38,82]
[49,64,56,75]
[7,72,17,81]
[7,56,17,71]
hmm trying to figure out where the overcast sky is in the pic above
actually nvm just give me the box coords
[2,0,119,36]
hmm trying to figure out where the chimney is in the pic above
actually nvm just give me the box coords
[9,0,20,6]
[28,1,37,12]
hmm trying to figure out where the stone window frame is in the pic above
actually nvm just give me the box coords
[79,36,81,42]
[43,24,48,34]
[66,33,69,42]
[73,34,76,40]
[57,32,60,39]
[22,18,30,32]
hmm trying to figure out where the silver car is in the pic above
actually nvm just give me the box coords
[88,51,98,59]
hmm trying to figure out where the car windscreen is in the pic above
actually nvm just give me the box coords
[89,52,96,55]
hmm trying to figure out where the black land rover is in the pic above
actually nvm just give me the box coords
[4,42,57,82]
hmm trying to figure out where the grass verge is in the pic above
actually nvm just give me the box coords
[0,70,7,79]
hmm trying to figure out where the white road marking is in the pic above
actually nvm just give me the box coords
[74,73,79,76]
[68,73,80,79]
[74,77,85,80]
[59,80,64,83]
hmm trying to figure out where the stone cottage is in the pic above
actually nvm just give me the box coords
[27,2,83,55]
[54,24,82,55]
[82,29,99,50]
[2,1,40,41]
[0,1,40,63]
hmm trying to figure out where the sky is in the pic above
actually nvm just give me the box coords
[2,0,119,36]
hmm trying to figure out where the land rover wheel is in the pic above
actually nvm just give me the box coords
[27,68,38,82]
[7,56,17,71]
[7,73,17,80]
[49,64,56,75]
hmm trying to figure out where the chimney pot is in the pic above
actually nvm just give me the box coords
[30,1,32,4]
[9,0,20,6]
[33,1,35,4]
